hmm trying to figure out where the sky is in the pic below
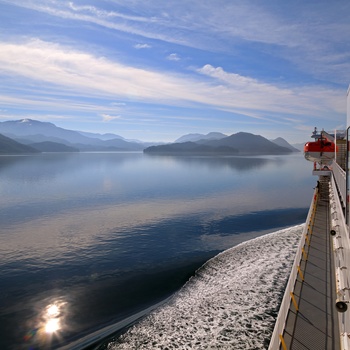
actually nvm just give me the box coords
[0,0,349,143]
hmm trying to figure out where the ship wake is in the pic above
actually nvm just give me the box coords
[107,225,303,349]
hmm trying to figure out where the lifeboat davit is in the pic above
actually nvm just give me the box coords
[304,136,337,164]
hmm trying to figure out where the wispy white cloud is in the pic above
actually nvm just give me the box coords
[101,114,121,122]
[0,1,307,50]
[0,39,345,122]
[167,53,180,61]
[3,0,350,83]
[110,102,126,106]
[197,64,345,116]
[134,43,151,49]
[67,2,149,22]
[2,0,191,47]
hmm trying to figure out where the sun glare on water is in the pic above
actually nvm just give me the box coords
[24,298,68,347]
[47,304,60,317]
[44,302,63,334]
[45,317,60,333]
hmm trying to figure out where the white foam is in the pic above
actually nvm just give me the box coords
[107,225,303,349]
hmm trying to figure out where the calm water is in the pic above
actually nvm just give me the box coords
[0,152,314,349]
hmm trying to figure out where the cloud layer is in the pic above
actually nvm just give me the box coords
[0,0,349,141]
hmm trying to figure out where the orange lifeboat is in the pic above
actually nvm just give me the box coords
[304,136,337,164]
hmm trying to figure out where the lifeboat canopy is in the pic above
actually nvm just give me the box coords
[304,128,338,165]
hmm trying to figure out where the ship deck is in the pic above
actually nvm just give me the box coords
[280,177,340,349]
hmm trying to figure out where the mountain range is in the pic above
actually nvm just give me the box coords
[144,132,298,155]
[0,119,300,155]
[0,119,148,152]
[174,132,228,143]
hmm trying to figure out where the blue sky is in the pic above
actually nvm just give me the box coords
[0,0,349,143]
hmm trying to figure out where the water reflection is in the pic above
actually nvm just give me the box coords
[0,152,137,182]
[144,153,285,171]
[24,297,68,349]
[44,303,63,333]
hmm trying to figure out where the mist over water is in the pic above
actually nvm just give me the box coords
[0,153,314,349]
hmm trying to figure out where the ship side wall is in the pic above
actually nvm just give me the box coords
[347,85,350,128]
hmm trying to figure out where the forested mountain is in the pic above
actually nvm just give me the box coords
[145,132,293,155]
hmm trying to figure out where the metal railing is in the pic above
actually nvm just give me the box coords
[332,160,346,208]
[329,175,350,349]
[269,170,350,349]
[268,187,318,350]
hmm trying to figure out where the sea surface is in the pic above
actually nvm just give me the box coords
[0,152,315,349]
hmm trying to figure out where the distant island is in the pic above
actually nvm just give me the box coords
[0,119,300,155]
[144,132,297,155]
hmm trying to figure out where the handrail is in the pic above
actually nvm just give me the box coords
[332,160,346,208]
[329,175,350,348]
[269,171,350,349]
[268,187,318,350]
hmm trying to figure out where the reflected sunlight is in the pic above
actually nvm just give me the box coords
[43,301,65,334]
[47,304,60,318]
[45,318,60,333]
[24,298,68,347]
[44,303,62,334]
